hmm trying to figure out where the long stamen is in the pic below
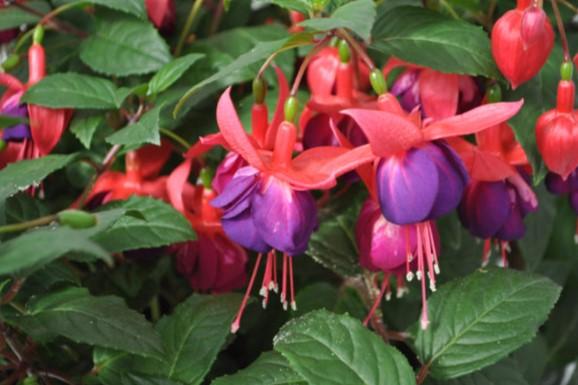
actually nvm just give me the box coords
[500,241,509,267]
[422,223,437,292]
[482,238,492,266]
[289,256,296,311]
[259,252,273,300]
[416,224,430,330]
[281,253,288,310]
[363,275,389,326]
[231,252,264,333]
[574,219,578,244]
[272,250,278,292]
[405,226,414,281]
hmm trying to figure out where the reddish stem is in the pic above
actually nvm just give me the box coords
[550,0,571,61]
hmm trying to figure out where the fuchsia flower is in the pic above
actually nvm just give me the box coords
[145,0,176,32]
[384,58,481,120]
[210,87,373,332]
[343,93,523,328]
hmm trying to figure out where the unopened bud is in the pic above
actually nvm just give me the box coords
[369,68,387,95]
[58,209,97,229]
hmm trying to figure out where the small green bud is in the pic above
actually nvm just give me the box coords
[33,25,45,45]
[338,39,350,64]
[58,209,97,229]
[199,167,214,189]
[252,77,267,104]
[1,53,20,72]
[561,61,574,81]
[0,139,6,152]
[369,68,387,95]
[486,84,502,103]
[284,96,299,123]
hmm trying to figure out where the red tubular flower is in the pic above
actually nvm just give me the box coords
[288,11,306,33]
[491,0,554,89]
[145,0,176,32]
[536,79,578,179]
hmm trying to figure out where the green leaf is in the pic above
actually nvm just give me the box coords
[80,17,172,77]
[22,73,130,109]
[0,1,50,29]
[299,0,376,40]
[0,115,27,129]
[427,358,529,385]
[274,310,416,385]
[12,287,164,358]
[269,0,310,13]
[148,54,205,96]
[174,30,313,117]
[0,154,76,205]
[306,202,361,277]
[94,197,195,252]
[371,6,498,77]
[0,209,124,276]
[211,351,306,385]
[106,105,162,146]
[70,115,104,149]
[414,268,561,379]
[87,0,147,19]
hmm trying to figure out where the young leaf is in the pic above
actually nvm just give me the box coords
[372,6,498,77]
[211,351,306,385]
[80,17,172,77]
[106,105,162,146]
[274,310,416,385]
[93,197,195,252]
[22,73,130,109]
[148,54,205,96]
[70,115,105,149]
[11,287,164,358]
[0,209,124,276]
[414,268,561,379]
[299,0,377,40]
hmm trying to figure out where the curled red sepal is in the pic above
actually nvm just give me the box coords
[264,66,290,150]
[448,137,515,181]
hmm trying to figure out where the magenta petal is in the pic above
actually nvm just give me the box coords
[212,152,247,194]
[221,210,270,253]
[211,166,259,218]
[459,181,512,239]
[376,148,439,225]
[495,204,526,240]
[251,177,318,255]
[545,172,569,195]
[302,113,338,149]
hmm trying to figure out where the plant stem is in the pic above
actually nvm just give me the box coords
[0,279,25,305]
[160,128,191,150]
[550,0,570,61]
[0,215,56,235]
[558,0,578,13]
[149,296,161,322]
[175,0,204,56]
[209,0,224,35]
[416,362,431,385]
[336,29,375,70]
[14,1,86,38]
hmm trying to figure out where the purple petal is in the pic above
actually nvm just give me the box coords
[2,123,30,142]
[251,177,318,255]
[399,81,421,112]
[302,113,338,149]
[391,70,419,96]
[459,181,511,239]
[495,204,526,240]
[212,152,247,194]
[376,148,439,225]
[211,166,259,215]
[221,210,270,253]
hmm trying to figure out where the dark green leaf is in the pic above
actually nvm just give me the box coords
[0,209,124,276]
[70,115,105,149]
[80,17,172,77]
[414,268,561,379]
[0,115,27,129]
[106,105,162,146]
[5,194,49,224]
[148,54,205,96]
[0,1,50,29]
[372,6,497,77]
[211,351,306,385]
[22,73,130,109]
[299,0,376,40]
[427,358,529,385]
[274,310,416,385]
[94,197,195,252]
[87,0,147,19]
[269,0,310,13]
[12,287,164,358]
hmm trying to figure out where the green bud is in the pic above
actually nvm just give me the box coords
[329,36,340,47]
[0,139,6,152]
[252,77,267,104]
[58,209,97,229]
[369,68,387,95]
[338,39,350,64]
[199,167,214,189]
[284,96,298,123]
[311,0,329,12]
[33,25,45,45]
[1,53,20,72]
[486,84,502,103]
[561,61,574,81]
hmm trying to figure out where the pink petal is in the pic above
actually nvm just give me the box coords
[135,139,173,179]
[216,88,265,170]
[28,106,72,156]
[422,100,524,141]
[419,69,459,120]
[342,109,423,156]
[167,159,192,214]
[449,138,515,181]
[264,66,290,150]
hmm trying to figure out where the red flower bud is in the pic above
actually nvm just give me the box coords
[536,80,578,179]
[491,1,554,89]
[145,0,175,33]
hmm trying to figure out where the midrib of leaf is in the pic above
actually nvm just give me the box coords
[426,280,540,366]
[165,311,201,378]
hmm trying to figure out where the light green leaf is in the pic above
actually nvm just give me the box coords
[274,310,416,385]
[12,287,164,358]
[299,0,376,40]
[372,6,498,77]
[80,17,172,77]
[148,54,205,96]
[106,105,162,146]
[93,197,195,252]
[22,73,129,109]
[211,351,306,385]
[70,115,105,149]
[414,268,561,379]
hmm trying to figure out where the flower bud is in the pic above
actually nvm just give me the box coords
[337,39,351,64]
[284,96,298,123]
[33,25,44,44]
[369,68,387,95]
[252,77,267,104]
[58,209,97,229]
